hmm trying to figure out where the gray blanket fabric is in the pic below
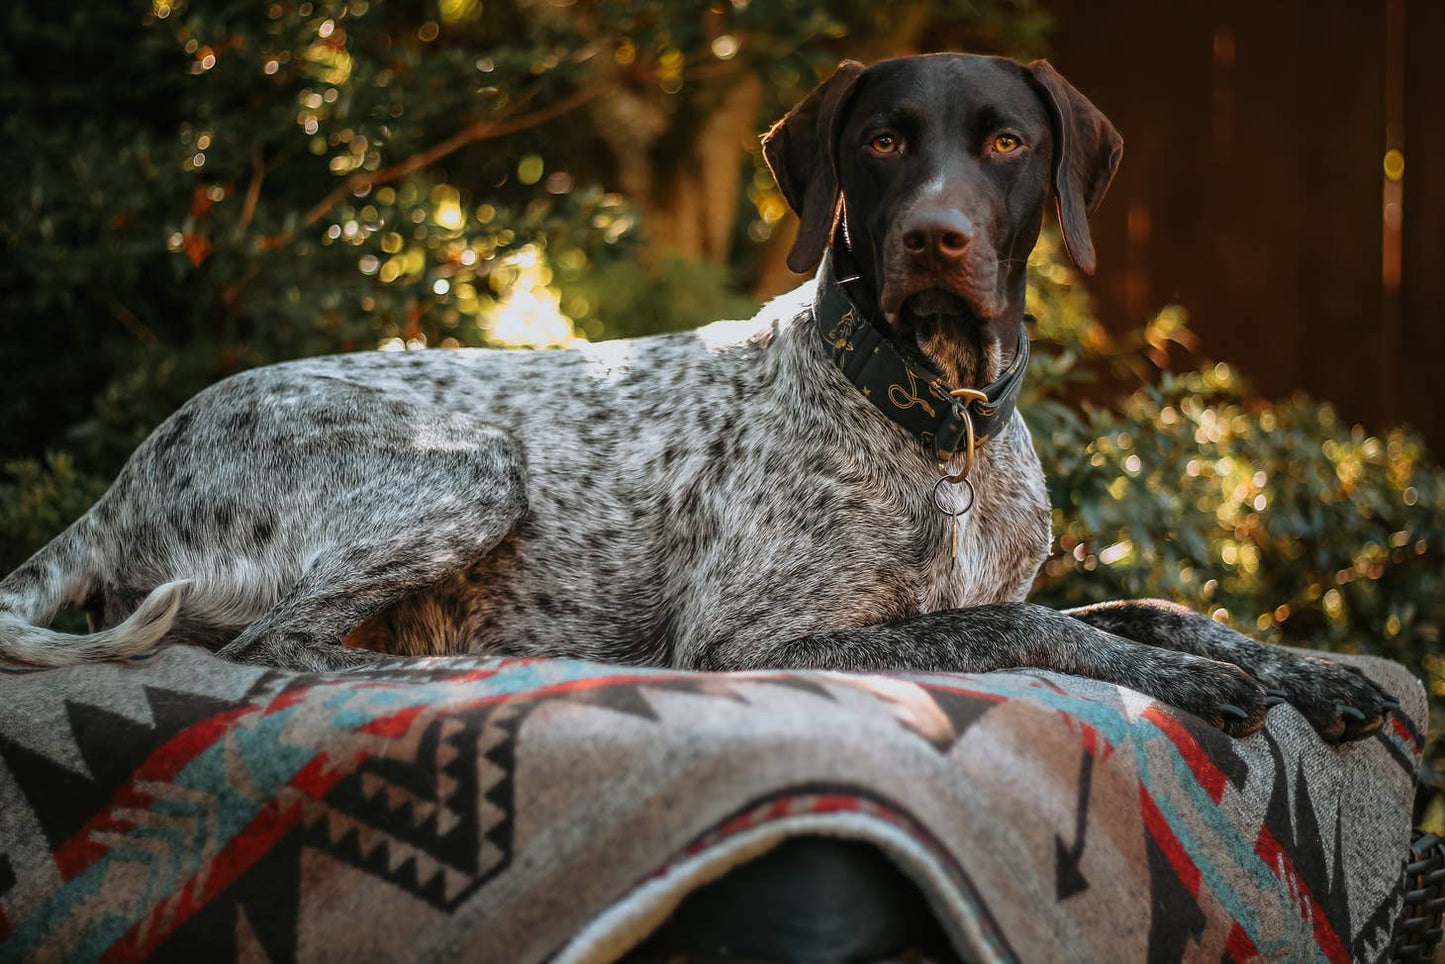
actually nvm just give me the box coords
[0,645,1424,962]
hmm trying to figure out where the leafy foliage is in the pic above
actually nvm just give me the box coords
[0,455,108,574]
[1022,235,1444,676]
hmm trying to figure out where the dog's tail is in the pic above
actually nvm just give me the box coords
[0,512,187,666]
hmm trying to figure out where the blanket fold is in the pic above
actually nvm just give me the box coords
[0,646,1424,963]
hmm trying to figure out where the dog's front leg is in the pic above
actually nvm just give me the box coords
[1063,599,1395,742]
[698,602,1269,737]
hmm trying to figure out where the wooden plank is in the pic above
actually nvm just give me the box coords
[1401,0,1445,450]
[1044,1,1445,454]
[1293,3,1386,430]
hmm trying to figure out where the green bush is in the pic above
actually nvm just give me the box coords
[0,455,108,573]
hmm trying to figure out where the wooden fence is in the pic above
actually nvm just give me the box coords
[1047,0,1444,451]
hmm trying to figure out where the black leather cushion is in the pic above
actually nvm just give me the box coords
[625,837,964,963]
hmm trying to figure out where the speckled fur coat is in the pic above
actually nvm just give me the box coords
[0,278,1046,670]
[349,282,1050,665]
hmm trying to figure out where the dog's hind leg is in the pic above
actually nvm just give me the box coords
[0,370,528,669]
[215,424,528,672]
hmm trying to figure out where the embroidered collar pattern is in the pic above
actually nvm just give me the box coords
[811,254,1031,463]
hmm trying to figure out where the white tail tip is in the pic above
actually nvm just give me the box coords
[0,579,190,667]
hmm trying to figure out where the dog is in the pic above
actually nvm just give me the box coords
[0,53,1393,743]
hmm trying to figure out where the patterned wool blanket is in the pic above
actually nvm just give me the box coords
[0,645,1424,963]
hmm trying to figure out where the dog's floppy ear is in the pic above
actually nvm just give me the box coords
[762,60,866,274]
[1026,60,1123,276]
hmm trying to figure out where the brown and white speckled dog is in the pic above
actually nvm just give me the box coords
[0,54,1394,742]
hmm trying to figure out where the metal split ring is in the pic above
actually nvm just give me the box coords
[931,475,976,517]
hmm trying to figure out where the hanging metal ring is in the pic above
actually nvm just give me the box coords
[931,475,976,517]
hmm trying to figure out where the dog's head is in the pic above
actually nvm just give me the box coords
[764,54,1122,383]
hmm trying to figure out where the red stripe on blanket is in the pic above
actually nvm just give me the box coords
[53,703,261,880]
[1078,721,1116,761]
[1145,702,1349,963]
[764,798,793,821]
[101,751,359,963]
[55,672,661,885]
[1225,919,1260,962]
[360,702,427,737]
[1391,714,1421,754]
[708,793,863,841]
[1254,825,1350,964]
[260,686,310,716]
[683,793,874,857]
[1139,785,1200,897]
[809,794,867,814]
[1142,706,1229,802]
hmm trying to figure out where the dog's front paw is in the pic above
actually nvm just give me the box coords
[1135,652,1269,738]
[1259,655,1396,743]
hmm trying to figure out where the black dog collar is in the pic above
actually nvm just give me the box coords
[812,254,1030,464]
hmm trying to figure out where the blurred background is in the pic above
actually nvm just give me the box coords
[1,1,1442,808]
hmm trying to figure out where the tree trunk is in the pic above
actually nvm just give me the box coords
[589,73,763,264]
[587,3,935,277]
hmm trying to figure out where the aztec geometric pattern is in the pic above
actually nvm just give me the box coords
[0,644,1424,963]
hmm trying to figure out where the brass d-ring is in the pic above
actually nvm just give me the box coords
[940,388,988,483]
[937,390,985,484]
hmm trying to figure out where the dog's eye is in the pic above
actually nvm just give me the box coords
[991,133,1023,154]
[868,134,901,155]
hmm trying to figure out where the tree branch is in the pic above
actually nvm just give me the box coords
[258,58,747,253]
[240,143,265,228]
[289,81,617,238]
[106,298,159,348]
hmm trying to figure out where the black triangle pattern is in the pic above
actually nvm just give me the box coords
[303,705,489,902]
[1351,875,1407,962]
[1054,750,1094,900]
[559,682,662,721]
[479,704,523,878]
[142,686,239,744]
[65,700,158,793]
[0,733,101,852]
[1143,811,1207,960]
[278,671,841,911]
[0,852,15,903]
[750,675,836,701]
[3,658,1410,960]
[1258,732,1354,954]
[149,829,304,963]
[905,684,999,753]
[0,686,241,852]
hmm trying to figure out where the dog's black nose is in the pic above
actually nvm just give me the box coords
[901,209,974,264]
